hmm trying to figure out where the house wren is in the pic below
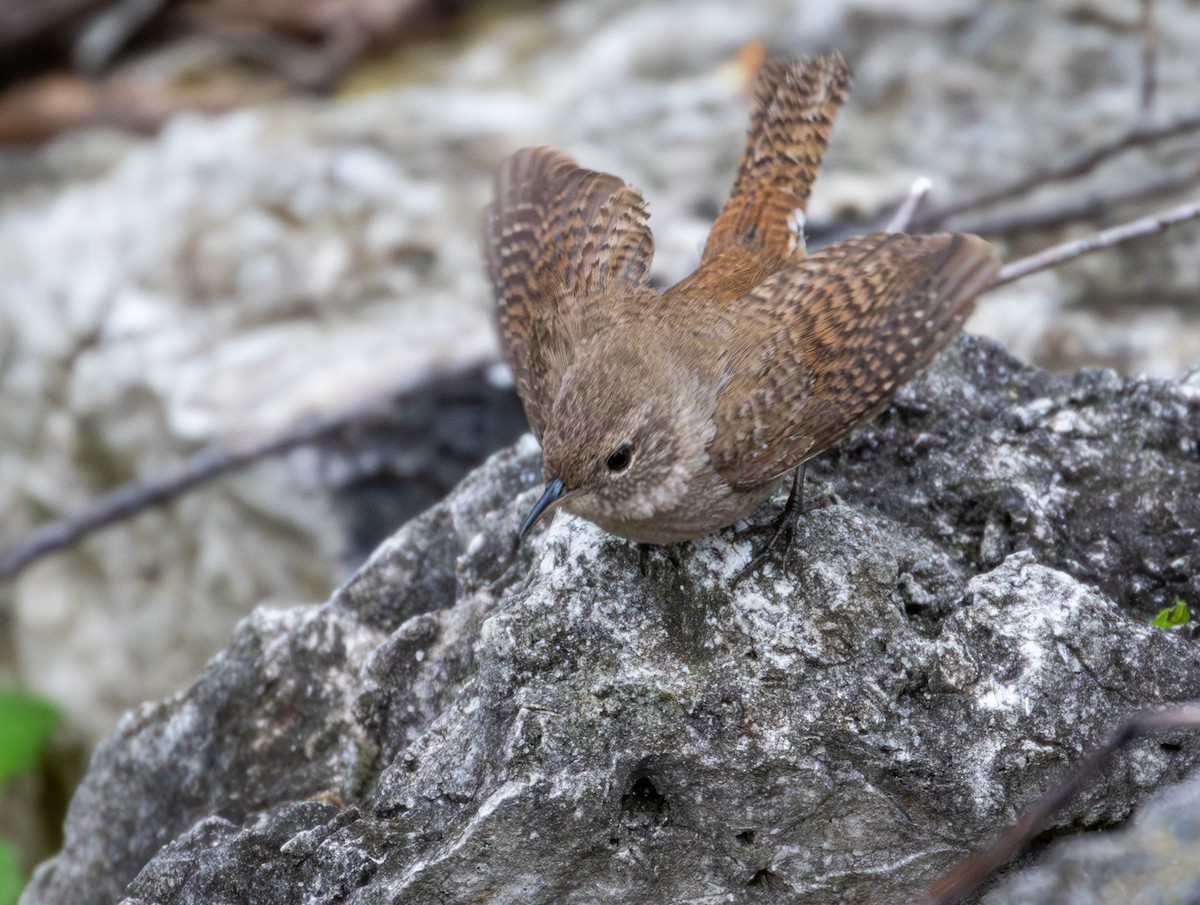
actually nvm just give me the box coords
[484,52,1000,566]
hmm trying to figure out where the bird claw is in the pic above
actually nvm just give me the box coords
[732,509,799,586]
[731,466,831,587]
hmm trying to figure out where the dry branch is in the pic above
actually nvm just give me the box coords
[0,409,374,582]
[1139,0,1158,125]
[955,165,1199,237]
[915,109,1200,229]
[992,196,1200,287]
[0,362,497,583]
[886,176,932,233]
[917,704,1200,905]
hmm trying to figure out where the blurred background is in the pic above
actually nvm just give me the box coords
[0,0,1198,896]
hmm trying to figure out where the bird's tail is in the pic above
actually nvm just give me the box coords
[702,52,851,265]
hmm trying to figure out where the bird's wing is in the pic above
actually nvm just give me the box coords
[484,146,655,439]
[701,52,851,265]
[710,231,1000,489]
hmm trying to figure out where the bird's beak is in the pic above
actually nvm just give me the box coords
[519,476,569,538]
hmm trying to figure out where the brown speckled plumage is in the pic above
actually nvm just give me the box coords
[702,52,849,265]
[485,146,656,440]
[484,52,1001,547]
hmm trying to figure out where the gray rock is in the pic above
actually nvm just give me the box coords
[22,336,1200,904]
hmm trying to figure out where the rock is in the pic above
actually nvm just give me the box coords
[22,336,1200,904]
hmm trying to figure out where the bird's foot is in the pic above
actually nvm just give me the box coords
[732,467,832,587]
[732,507,799,587]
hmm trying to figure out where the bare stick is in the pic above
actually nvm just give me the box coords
[991,197,1200,287]
[886,176,932,233]
[917,704,1200,905]
[955,165,1199,237]
[915,110,1200,228]
[73,0,171,76]
[1139,0,1158,126]
[0,360,499,583]
[0,410,382,582]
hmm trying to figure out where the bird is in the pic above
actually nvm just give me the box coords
[484,51,1000,577]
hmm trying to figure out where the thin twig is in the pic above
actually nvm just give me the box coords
[955,165,1200,237]
[0,360,499,583]
[886,176,932,233]
[0,413,380,582]
[917,704,1200,905]
[1138,0,1158,126]
[914,110,1200,228]
[73,0,172,76]
[992,196,1200,287]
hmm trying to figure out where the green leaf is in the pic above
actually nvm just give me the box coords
[0,689,59,787]
[0,840,22,905]
[1150,599,1192,629]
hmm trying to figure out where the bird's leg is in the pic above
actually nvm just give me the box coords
[732,465,810,586]
[637,542,655,576]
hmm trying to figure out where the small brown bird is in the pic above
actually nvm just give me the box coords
[485,52,1000,571]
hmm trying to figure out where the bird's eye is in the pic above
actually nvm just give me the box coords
[605,443,633,473]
